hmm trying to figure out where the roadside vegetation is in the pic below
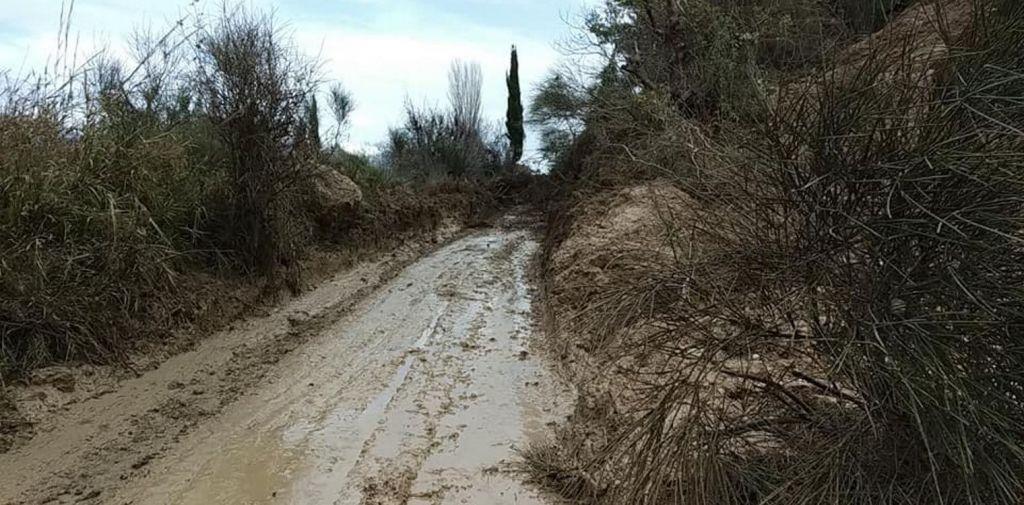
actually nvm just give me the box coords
[384,61,510,180]
[529,0,1024,504]
[0,2,527,393]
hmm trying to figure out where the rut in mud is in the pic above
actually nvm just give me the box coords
[0,222,572,505]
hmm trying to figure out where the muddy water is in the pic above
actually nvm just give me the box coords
[110,229,571,505]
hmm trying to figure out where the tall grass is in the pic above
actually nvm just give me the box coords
[0,3,321,378]
[0,112,207,375]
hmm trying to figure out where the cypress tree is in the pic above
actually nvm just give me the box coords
[505,45,525,165]
[306,94,321,152]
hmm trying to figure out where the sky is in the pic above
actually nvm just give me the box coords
[0,0,598,160]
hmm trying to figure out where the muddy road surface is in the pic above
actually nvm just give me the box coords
[0,224,572,505]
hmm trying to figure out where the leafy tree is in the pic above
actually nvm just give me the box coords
[304,93,321,152]
[505,45,525,164]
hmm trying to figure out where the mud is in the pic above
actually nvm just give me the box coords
[0,222,570,505]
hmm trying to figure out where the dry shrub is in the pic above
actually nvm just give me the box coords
[536,1,1024,504]
[830,0,912,33]
[383,61,508,180]
[193,4,321,278]
[382,101,505,181]
[545,89,719,193]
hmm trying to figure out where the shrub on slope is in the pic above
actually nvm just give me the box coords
[532,1,1024,504]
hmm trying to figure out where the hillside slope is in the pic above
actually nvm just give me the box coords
[529,0,1024,503]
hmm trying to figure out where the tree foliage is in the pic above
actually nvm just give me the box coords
[505,46,525,164]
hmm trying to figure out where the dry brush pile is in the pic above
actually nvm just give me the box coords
[530,0,1024,504]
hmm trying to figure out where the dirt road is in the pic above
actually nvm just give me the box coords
[0,224,571,504]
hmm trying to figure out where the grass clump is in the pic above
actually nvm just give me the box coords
[0,102,223,375]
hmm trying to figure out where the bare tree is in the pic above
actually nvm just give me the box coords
[327,83,354,148]
[447,60,482,137]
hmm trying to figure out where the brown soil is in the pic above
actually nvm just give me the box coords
[536,181,833,498]
[532,183,695,491]
[837,0,973,69]
[547,183,692,332]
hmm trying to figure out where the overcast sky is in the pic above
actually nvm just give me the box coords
[0,0,597,159]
